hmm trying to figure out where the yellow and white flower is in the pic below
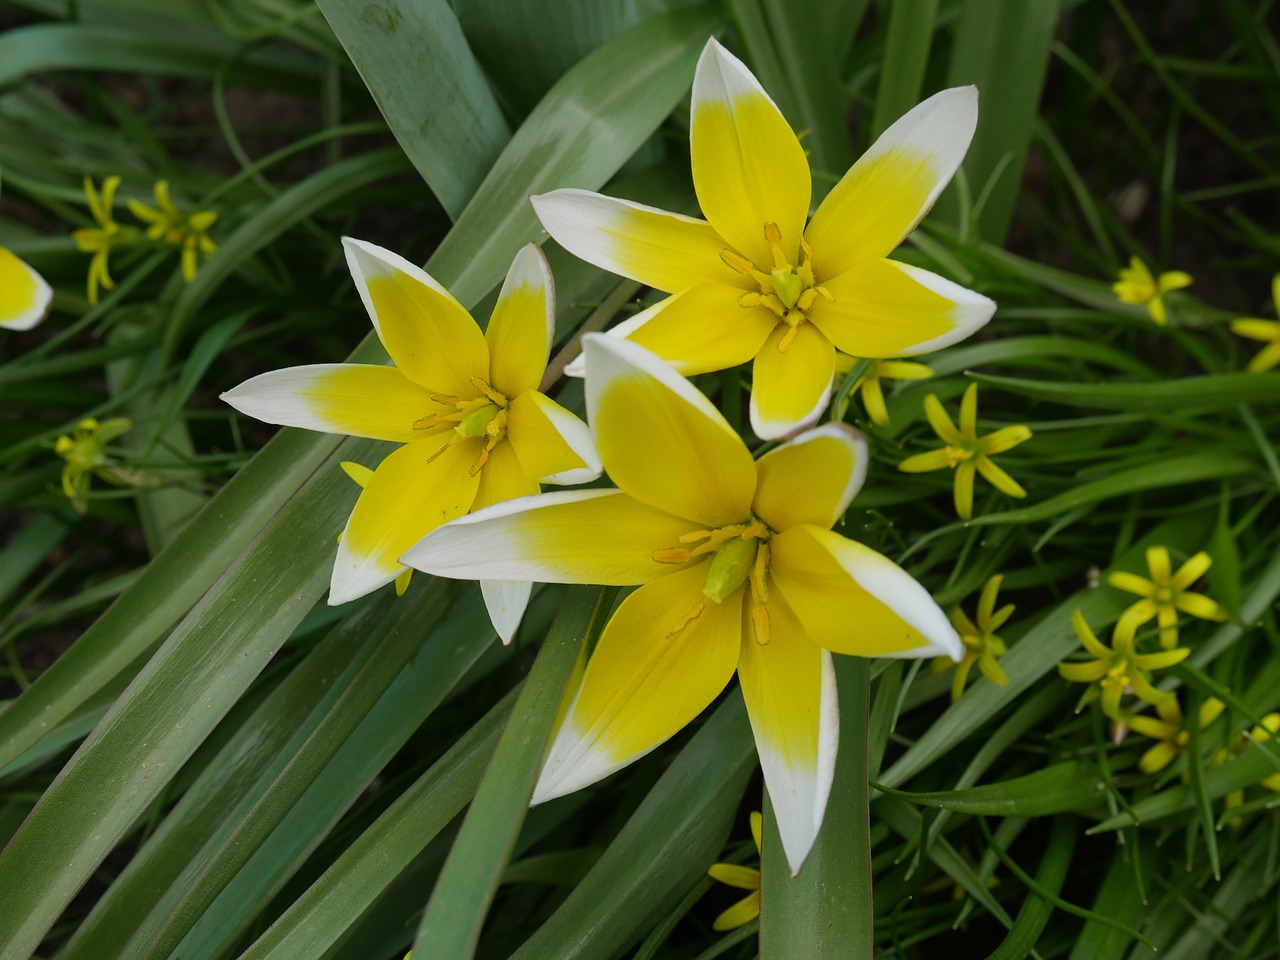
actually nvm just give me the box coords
[222,239,600,633]
[0,244,52,330]
[403,335,961,873]
[534,38,994,440]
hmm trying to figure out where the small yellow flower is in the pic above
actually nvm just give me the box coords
[933,574,1013,701]
[1229,275,1280,373]
[1128,695,1225,775]
[835,354,933,427]
[897,383,1032,520]
[73,176,133,305]
[127,180,218,282]
[1108,547,1228,649]
[707,811,762,931]
[1111,255,1191,326]
[1057,610,1188,720]
[54,417,133,513]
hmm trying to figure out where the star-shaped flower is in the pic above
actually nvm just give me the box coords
[836,355,934,427]
[127,180,218,282]
[73,175,134,305]
[707,811,763,931]
[933,573,1013,701]
[1057,610,1188,720]
[1229,275,1280,373]
[1108,546,1228,649]
[54,417,134,514]
[897,383,1032,520]
[404,335,961,873]
[222,240,601,633]
[534,38,994,440]
[1111,255,1191,326]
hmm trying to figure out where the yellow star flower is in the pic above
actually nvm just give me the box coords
[0,244,52,331]
[707,811,762,931]
[127,180,218,282]
[221,240,601,630]
[1229,275,1280,373]
[1128,695,1225,775]
[897,383,1031,520]
[1111,255,1191,326]
[54,417,133,513]
[933,574,1012,702]
[835,354,934,427]
[535,38,993,440]
[1108,547,1228,649]
[405,335,962,873]
[1057,610,1188,720]
[73,175,134,305]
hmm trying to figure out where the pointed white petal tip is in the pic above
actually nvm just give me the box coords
[480,579,532,645]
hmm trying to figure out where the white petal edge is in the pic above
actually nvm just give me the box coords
[480,579,532,645]
[497,242,555,362]
[693,37,788,136]
[748,364,834,443]
[759,423,869,521]
[330,530,403,606]
[220,363,393,435]
[0,253,53,331]
[341,236,468,343]
[884,261,996,356]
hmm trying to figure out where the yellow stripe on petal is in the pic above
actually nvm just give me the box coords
[221,363,444,443]
[532,564,742,803]
[749,322,835,441]
[472,440,539,511]
[690,39,811,268]
[403,488,700,585]
[531,189,737,294]
[771,525,962,660]
[486,243,553,399]
[752,424,867,531]
[506,390,601,485]
[342,237,489,395]
[806,86,978,278]
[0,246,53,331]
[621,285,777,376]
[811,259,994,358]
[739,589,837,875]
[330,439,481,604]
[584,335,756,527]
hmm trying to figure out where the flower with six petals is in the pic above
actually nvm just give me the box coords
[73,175,134,305]
[897,383,1031,520]
[1229,275,1280,373]
[1111,255,1191,326]
[707,811,763,931]
[404,335,961,873]
[54,417,134,513]
[535,38,993,440]
[221,239,601,630]
[127,180,218,282]
[836,354,934,427]
[933,574,1013,702]
[1057,609,1188,719]
[1108,546,1228,649]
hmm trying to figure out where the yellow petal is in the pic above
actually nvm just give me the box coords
[690,39,810,268]
[331,440,481,604]
[897,448,953,473]
[221,363,443,443]
[531,189,737,294]
[1157,271,1192,293]
[1229,318,1280,342]
[712,890,761,931]
[770,524,962,660]
[1106,571,1155,598]
[708,863,761,890]
[1175,591,1228,622]
[403,488,699,585]
[506,390,601,485]
[975,457,1026,498]
[752,423,867,531]
[472,440,539,511]
[485,243,553,399]
[340,460,375,488]
[979,425,1032,456]
[1138,741,1178,775]
[954,460,977,519]
[1057,659,1108,683]
[1171,551,1213,590]
[1247,340,1280,373]
[810,259,994,357]
[806,86,978,278]
[958,383,978,435]
[859,373,889,426]
[584,334,756,527]
[618,285,777,376]
[532,564,742,802]
[0,246,53,331]
[342,237,489,395]
[739,588,838,875]
[1146,546,1172,582]
[749,322,835,441]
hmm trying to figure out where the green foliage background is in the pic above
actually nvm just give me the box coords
[0,0,1278,958]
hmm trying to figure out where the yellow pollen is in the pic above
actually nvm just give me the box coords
[763,221,783,245]
[720,249,756,275]
[652,547,691,564]
[470,377,509,407]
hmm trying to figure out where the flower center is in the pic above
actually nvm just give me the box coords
[944,439,983,467]
[1152,585,1175,607]
[721,222,833,353]
[411,377,510,476]
[652,519,774,644]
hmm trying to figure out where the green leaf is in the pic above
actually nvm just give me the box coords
[315,0,510,220]
[875,762,1106,817]
[984,816,1077,960]
[870,0,939,138]
[969,370,1280,411]
[414,586,611,959]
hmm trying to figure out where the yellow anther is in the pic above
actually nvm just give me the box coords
[423,435,460,465]
[797,260,815,288]
[471,378,508,407]
[430,393,459,405]
[720,249,757,275]
[760,294,787,317]
[777,322,799,353]
[815,284,834,303]
[412,413,446,430]
[763,222,783,245]
[796,288,816,311]
[679,529,715,544]
[799,234,814,261]
[751,541,770,604]
[652,547,691,564]
[739,292,762,308]
[751,602,771,645]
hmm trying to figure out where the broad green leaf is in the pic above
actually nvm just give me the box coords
[969,370,1280,410]
[870,0,939,138]
[876,762,1106,817]
[315,0,510,220]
